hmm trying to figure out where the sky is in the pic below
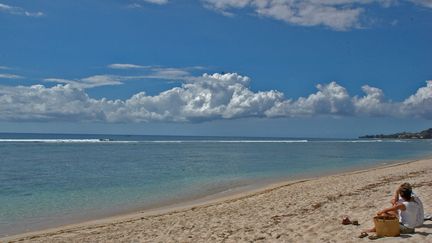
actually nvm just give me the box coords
[0,0,431,138]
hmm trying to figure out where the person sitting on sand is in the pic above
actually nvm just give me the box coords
[391,182,424,223]
[363,183,423,235]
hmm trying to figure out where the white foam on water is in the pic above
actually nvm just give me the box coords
[0,139,137,143]
[348,140,383,143]
[211,140,308,143]
[0,138,415,144]
[149,140,308,143]
[0,139,309,144]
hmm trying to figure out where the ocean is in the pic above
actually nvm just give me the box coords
[1,133,431,236]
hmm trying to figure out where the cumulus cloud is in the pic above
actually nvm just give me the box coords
[354,85,389,116]
[0,84,105,121]
[201,0,429,30]
[1,72,432,123]
[0,3,44,17]
[112,72,283,122]
[1,73,277,122]
[266,82,354,117]
[401,80,432,119]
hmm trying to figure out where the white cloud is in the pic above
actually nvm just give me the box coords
[269,80,432,120]
[107,63,207,82]
[108,63,203,72]
[119,72,283,122]
[0,73,281,122]
[202,0,367,30]
[409,0,432,8]
[0,73,24,79]
[1,73,432,122]
[266,82,354,117]
[133,0,169,6]
[401,80,432,119]
[201,0,429,30]
[45,66,198,90]
[144,0,169,4]
[149,67,191,79]
[354,85,388,116]
[126,3,144,9]
[108,63,151,69]
[0,84,104,121]
[44,75,123,89]
[0,3,44,17]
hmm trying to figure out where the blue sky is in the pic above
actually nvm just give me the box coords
[0,0,431,137]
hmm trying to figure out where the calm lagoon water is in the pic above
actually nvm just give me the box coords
[1,133,432,236]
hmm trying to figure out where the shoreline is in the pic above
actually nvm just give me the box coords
[3,155,432,242]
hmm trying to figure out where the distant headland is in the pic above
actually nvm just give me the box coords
[360,128,432,139]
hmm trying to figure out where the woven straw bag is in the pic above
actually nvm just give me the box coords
[373,215,400,237]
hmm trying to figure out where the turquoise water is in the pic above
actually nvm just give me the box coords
[1,134,432,236]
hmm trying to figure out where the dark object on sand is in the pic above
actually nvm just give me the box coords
[342,216,352,225]
[341,216,360,226]
[368,235,382,240]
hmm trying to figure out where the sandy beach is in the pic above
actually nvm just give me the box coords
[2,158,432,243]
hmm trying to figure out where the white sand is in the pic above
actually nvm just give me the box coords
[3,158,432,242]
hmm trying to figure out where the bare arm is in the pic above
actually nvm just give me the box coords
[378,203,406,215]
[390,187,400,205]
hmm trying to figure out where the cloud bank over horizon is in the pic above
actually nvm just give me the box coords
[0,72,431,123]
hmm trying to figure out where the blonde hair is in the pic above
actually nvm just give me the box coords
[400,187,412,200]
[400,182,412,190]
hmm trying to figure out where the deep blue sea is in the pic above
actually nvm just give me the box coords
[1,133,432,236]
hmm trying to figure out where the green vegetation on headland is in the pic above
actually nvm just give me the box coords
[360,128,432,139]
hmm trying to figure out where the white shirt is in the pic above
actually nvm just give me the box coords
[398,198,424,228]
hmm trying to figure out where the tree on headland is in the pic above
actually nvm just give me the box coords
[360,128,432,139]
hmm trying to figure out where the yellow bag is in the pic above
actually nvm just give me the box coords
[373,215,400,237]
